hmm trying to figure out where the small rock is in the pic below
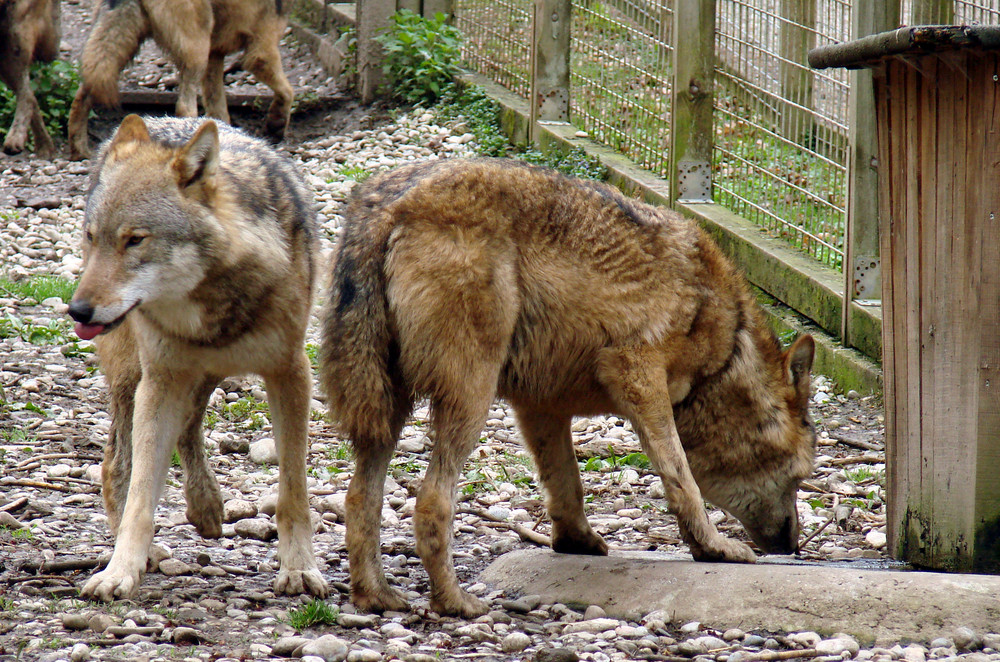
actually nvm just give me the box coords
[789,632,822,648]
[535,648,580,662]
[693,635,729,651]
[69,642,91,662]
[583,605,607,620]
[62,613,90,630]
[680,622,702,634]
[300,634,350,662]
[172,627,202,645]
[562,618,620,634]
[865,530,888,549]
[338,613,378,628]
[724,629,746,642]
[219,435,250,454]
[272,636,311,657]
[903,645,928,662]
[260,492,279,516]
[234,517,277,541]
[930,638,954,650]
[678,640,709,656]
[982,634,1000,650]
[157,558,191,576]
[249,438,278,465]
[816,635,860,658]
[347,650,382,662]
[88,614,115,633]
[743,635,767,647]
[954,628,981,651]
[502,632,532,653]
[224,499,258,522]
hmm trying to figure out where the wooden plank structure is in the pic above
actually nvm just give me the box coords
[810,26,1000,573]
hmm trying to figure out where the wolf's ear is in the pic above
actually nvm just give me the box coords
[784,334,814,410]
[107,114,151,160]
[173,120,219,189]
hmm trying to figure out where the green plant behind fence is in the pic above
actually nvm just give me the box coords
[375,10,464,105]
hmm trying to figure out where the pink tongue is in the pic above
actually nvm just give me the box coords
[74,322,105,341]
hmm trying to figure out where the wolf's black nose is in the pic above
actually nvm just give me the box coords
[68,300,94,324]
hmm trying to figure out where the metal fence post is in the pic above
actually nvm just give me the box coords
[529,0,571,142]
[841,0,899,347]
[356,0,397,103]
[669,0,715,204]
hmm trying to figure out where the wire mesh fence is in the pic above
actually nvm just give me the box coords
[451,0,1000,271]
[569,0,673,177]
[455,0,532,99]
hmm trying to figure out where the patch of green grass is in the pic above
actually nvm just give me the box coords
[305,343,320,367]
[221,396,270,431]
[0,275,77,303]
[0,315,75,345]
[326,443,353,462]
[845,465,884,485]
[0,596,14,611]
[10,527,34,541]
[335,164,372,182]
[171,450,182,468]
[287,599,339,631]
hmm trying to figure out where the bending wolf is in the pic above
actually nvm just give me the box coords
[69,115,327,601]
[320,158,816,618]
[67,0,293,160]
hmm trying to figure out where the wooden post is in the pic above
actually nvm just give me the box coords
[529,0,571,141]
[911,0,953,25]
[669,0,715,204]
[422,0,454,19]
[778,0,816,145]
[356,0,397,103]
[841,0,899,346]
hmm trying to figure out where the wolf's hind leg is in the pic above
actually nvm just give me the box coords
[417,388,495,618]
[516,408,608,555]
[345,399,409,613]
[264,352,329,598]
[596,346,756,564]
[176,376,224,539]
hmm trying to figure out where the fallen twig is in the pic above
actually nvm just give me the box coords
[0,496,29,513]
[0,478,96,493]
[829,455,884,466]
[798,517,834,551]
[20,556,106,573]
[830,432,883,452]
[457,506,552,547]
[745,649,820,661]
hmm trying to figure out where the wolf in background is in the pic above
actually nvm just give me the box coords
[320,158,816,618]
[67,0,293,160]
[0,0,61,157]
[68,114,327,601]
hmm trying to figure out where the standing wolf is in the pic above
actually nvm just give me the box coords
[321,158,816,618]
[68,114,328,601]
[0,0,61,157]
[67,0,293,160]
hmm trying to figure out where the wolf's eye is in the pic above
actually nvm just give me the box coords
[84,230,93,243]
[125,235,146,248]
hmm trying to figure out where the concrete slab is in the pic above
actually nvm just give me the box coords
[480,549,1000,645]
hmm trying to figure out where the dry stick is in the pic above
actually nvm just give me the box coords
[0,478,90,493]
[829,455,884,466]
[6,574,75,584]
[0,496,28,512]
[746,649,821,661]
[830,432,883,451]
[13,452,101,470]
[457,506,552,547]
[20,556,106,573]
[797,516,835,552]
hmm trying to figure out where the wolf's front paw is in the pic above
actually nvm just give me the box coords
[690,536,757,564]
[80,566,143,601]
[274,567,329,598]
[430,588,489,619]
[186,495,224,539]
[352,581,410,614]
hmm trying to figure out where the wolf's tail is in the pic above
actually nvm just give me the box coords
[79,0,147,107]
[319,190,408,444]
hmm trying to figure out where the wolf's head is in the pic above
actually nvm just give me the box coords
[677,332,817,555]
[68,115,223,340]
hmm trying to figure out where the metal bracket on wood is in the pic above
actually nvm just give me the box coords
[536,88,569,122]
[676,160,711,203]
[853,255,881,299]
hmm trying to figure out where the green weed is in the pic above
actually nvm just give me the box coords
[336,164,372,182]
[0,315,74,345]
[287,599,339,630]
[375,10,463,105]
[221,397,270,431]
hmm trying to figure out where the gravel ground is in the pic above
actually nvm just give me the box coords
[2,4,996,662]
